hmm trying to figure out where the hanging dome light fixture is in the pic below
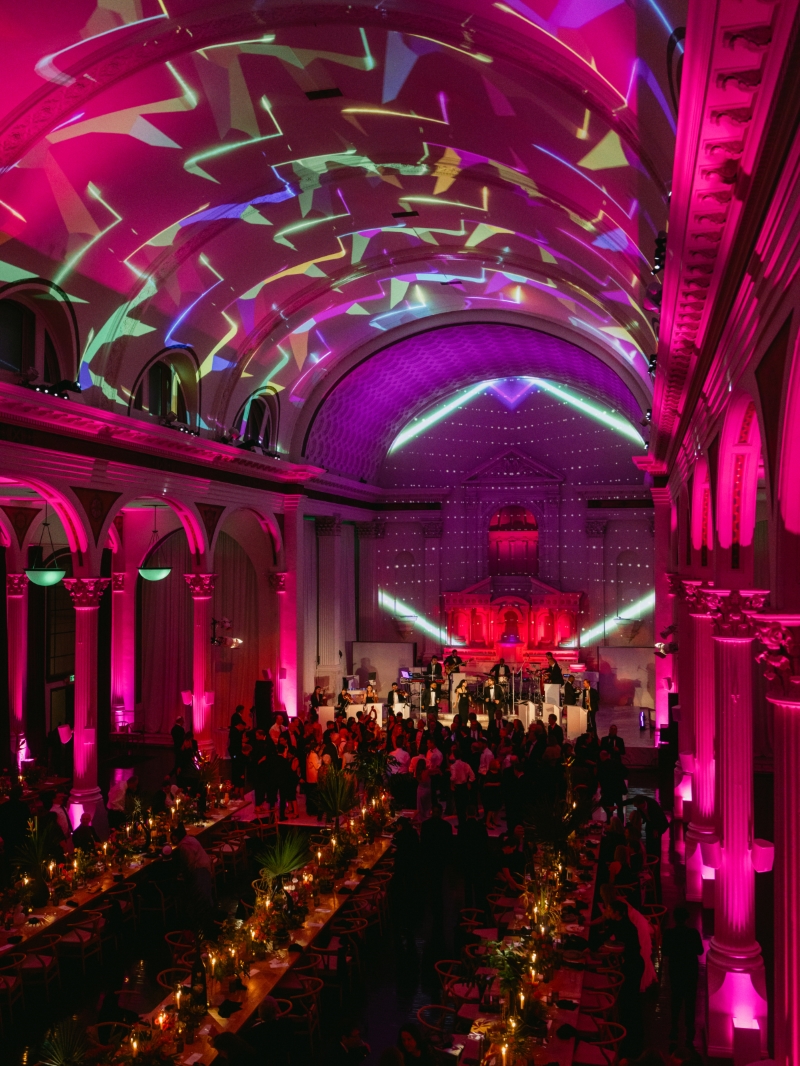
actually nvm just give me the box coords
[138,505,172,582]
[25,503,67,586]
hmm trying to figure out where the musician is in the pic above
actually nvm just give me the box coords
[543,652,563,686]
[563,674,578,706]
[490,657,511,682]
[387,682,407,709]
[336,686,353,714]
[455,679,470,723]
[582,678,599,733]
[422,683,440,716]
[310,686,325,712]
[427,655,444,682]
[364,682,378,706]
[444,650,465,673]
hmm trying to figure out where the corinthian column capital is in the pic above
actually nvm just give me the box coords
[184,573,216,598]
[63,577,111,608]
[6,573,28,596]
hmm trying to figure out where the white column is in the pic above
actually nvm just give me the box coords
[651,487,673,736]
[6,573,28,765]
[751,615,800,1066]
[183,573,215,753]
[316,516,343,684]
[63,577,111,822]
[278,497,304,716]
[109,573,134,729]
[684,584,717,905]
[356,521,384,641]
[422,521,444,657]
[705,590,769,1058]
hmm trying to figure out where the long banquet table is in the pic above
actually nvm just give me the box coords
[142,835,392,1064]
[452,825,602,1065]
[0,800,249,954]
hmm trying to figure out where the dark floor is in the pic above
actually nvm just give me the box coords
[4,745,732,1065]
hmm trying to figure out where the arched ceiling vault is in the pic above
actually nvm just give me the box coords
[0,0,685,466]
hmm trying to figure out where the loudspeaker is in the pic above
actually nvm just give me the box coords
[254,680,273,730]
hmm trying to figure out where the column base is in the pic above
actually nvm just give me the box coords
[673,766,692,823]
[68,786,104,830]
[706,945,768,1058]
[686,824,716,904]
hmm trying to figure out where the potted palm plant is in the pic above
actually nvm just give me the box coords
[254,831,310,946]
[316,766,358,833]
[15,817,57,908]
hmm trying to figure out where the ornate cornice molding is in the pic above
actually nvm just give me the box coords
[183,573,216,598]
[355,520,387,539]
[315,516,341,538]
[63,577,111,608]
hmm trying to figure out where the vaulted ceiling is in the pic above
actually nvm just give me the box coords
[0,0,685,470]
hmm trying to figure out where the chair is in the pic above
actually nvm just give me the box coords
[164,930,196,965]
[57,911,104,975]
[329,917,368,978]
[583,969,625,999]
[311,941,352,1001]
[574,1020,626,1064]
[284,976,323,1053]
[107,881,138,936]
[21,934,61,1001]
[0,954,26,1025]
[416,1004,458,1046]
[434,959,464,1004]
[292,953,323,978]
[86,1021,133,1053]
[579,988,616,1018]
[93,898,123,954]
[139,882,177,929]
[157,967,192,994]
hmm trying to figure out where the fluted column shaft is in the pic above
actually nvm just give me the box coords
[686,608,716,901]
[356,522,384,642]
[63,578,111,817]
[711,635,757,952]
[703,590,769,1058]
[184,574,215,752]
[651,488,672,734]
[109,573,134,728]
[6,574,28,766]
[278,498,303,716]
[751,614,800,1066]
[316,517,342,679]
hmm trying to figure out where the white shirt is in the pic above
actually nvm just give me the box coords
[426,748,443,773]
[479,748,494,775]
[107,780,127,812]
[389,748,410,774]
[450,760,475,786]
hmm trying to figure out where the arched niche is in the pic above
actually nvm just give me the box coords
[716,393,762,562]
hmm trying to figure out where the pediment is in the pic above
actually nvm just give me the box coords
[463,448,563,485]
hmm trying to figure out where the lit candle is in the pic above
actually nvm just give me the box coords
[331,837,337,849]
[210,956,215,976]
[540,924,545,936]
[175,987,181,1010]
[131,1038,138,1058]
[519,991,525,1009]
[317,850,322,863]
[102,843,107,857]
[502,1045,507,1066]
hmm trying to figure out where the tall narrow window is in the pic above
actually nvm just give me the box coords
[43,331,60,384]
[148,362,171,417]
[0,299,35,374]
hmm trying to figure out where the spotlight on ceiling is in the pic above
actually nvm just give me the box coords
[655,641,679,658]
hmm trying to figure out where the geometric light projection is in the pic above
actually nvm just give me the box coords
[378,589,465,645]
[568,589,655,646]
[388,377,645,454]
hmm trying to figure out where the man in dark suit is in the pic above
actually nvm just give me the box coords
[544,652,563,685]
[427,656,444,682]
[582,678,599,733]
[563,674,578,705]
[600,723,626,763]
[386,682,406,709]
[490,657,511,681]
[547,713,564,747]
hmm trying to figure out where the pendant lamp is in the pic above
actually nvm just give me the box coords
[138,505,172,581]
[25,504,67,586]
